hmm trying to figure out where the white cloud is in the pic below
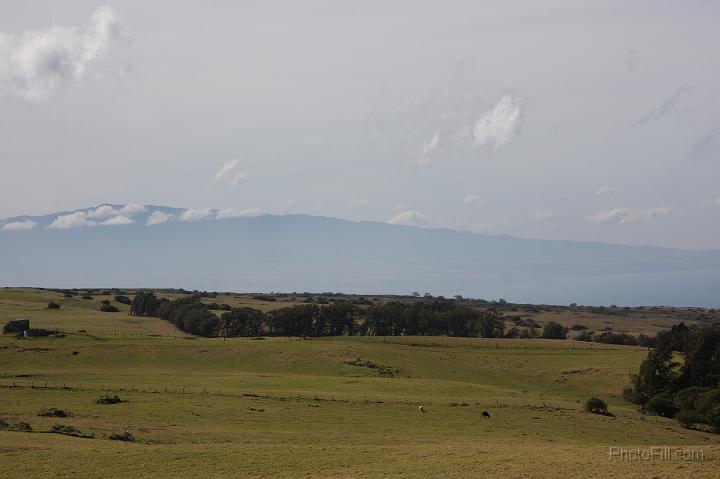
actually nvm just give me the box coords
[473,94,522,152]
[179,208,213,222]
[350,198,373,206]
[0,6,120,100]
[101,215,134,226]
[700,198,720,207]
[86,205,118,219]
[146,211,174,226]
[462,194,484,205]
[1,220,37,231]
[415,131,441,165]
[387,210,431,228]
[213,160,247,186]
[595,186,613,196]
[120,203,146,215]
[585,206,674,225]
[47,211,96,229]
[421,131,440,155]
[216,208,261,219]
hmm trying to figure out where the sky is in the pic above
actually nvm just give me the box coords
[0,0,719,250]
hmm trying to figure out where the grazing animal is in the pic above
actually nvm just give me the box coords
[482,411,491,418]
[419,405,425,413]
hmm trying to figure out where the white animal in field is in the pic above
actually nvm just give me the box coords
[419,405,425,413]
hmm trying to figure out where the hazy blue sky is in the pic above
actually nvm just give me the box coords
[1,1,719,249]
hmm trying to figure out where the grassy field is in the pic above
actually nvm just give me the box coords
[1,288,719,478]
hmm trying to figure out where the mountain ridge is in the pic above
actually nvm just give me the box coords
[1,204,719,306]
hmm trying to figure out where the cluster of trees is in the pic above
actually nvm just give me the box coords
[130,292,508,339]
[131,292,218,336]
[624,323,720,433]
[363,300,504,337]
[575,330,657,347]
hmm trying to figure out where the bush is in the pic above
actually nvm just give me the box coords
[100,304,119,313]
[576,330,594,342]
[673,387,709,412]
[114,295,132,305]
[695,389,720,417]
[101,300,111,305]
[542,322,567,340]
[623,384,645,404]
[709,406,720,433]
[675,409,706,429]
[47,302,60,310]
[645,395,679,418]
[585,397,609,414]
[81,295,93,300]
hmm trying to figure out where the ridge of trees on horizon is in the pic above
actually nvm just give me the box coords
[130,291,508,339]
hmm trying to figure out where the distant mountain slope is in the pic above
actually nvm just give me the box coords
[1,205,719,306]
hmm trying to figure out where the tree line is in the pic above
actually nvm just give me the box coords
[130,291,506,339]
[624,322,720,433]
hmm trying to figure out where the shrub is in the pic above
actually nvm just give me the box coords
[542,322,567,340]
[100,304,119,313]
[114,295,132,305]
[695,389,720,417]
[645,395,679,418]
[675,409,706,429]
[623,384,645,404]
[101,299,111,305]
[47,302,60,310]
[576,330,595,342]
[673,387,709,412]
[585,397,609,414]
[81,295,93,300]
[709,406,720,433]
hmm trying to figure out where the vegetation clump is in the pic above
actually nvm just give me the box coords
[99,304,119,313]
[542,322,567,340]
[130,291,508,339]
[47,302,60,309]
[51,424,91,438]
[625,323,720,432]
[585,397,610,415]
[95,395,125,404]
[108,430,135,442]
[39,408,72,418]
[344,358,399,377]
[114,295,132,305]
